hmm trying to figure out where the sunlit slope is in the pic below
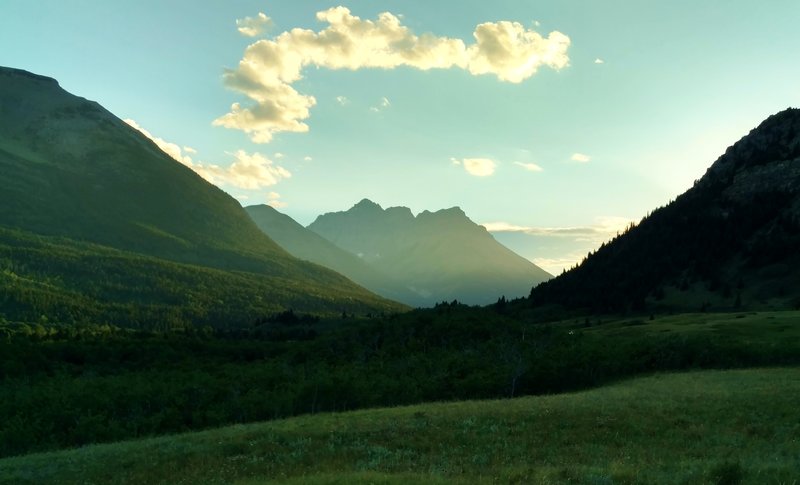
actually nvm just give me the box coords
[2,368,797,484]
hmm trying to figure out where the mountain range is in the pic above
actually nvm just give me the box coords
[300,199,552,305]
[529,107,800,313]
[0,66,403,327]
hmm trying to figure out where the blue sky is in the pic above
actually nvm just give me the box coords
[2,1,799,273]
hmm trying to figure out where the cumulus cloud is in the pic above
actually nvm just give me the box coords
[220,150,291,189]
[370,96,391,112]
[183,146,197,154]
[335,95,349,106]
[267,191,288,209]
[514,161,543,172]
[303,156,313,161]
[452,157,497,177]
[571,153,591,163]
[236,12,273,37]
[125,119,290,189]
[594,58,604,64]
[274,152,285,159]
[216,7,571,143]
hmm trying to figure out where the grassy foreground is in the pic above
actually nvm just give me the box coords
[2,368,799,484]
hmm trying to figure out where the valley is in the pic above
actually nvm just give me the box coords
[1,2,800,482]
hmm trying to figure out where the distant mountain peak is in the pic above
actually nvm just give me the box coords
[352,198,383,211]
[308,199,551,305]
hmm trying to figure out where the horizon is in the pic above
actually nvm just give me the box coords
[3,0,799,273]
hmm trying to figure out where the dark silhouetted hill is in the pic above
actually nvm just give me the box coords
[529,108,800,313]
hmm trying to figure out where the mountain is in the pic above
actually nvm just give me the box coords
[307,199,552,305]
[245,204,418,303]
[0,66,404,326]
[529,108,800,313]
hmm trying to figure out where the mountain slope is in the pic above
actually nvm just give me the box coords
[245,204,418,304]
[308,199,552,305]
[529,108,800,313]
[0,67,404,324]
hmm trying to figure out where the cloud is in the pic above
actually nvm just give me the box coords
[303,156,313,161]
[183,146,197,154]
[267,191,288,209]
[125,119,290,189]
[217,7,571,143]
[453,157,497,177]
[236,12,273,37]
[274,152,285,159]
[124,119,195,165]
[219,150,291,189]
[370,96,391,112]
[335,95,349,106]
[594,58,604,64]
[533,255,587,275]
[482,216,634,242]
[514,161,543,172]
[571,153,591,163]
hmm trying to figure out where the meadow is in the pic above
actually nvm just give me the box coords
[1,367,798,484]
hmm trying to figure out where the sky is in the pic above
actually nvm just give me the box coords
[2,1,799,274]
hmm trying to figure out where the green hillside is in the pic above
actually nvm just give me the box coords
[2,367,798,484]
[0,67,405,323]
[245,205,417,304]
[0,227,401,328]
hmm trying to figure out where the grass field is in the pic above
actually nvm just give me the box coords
[1,367,798,484]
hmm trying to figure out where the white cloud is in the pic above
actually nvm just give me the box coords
[514,161,543,172]
[235,194,249,201]
[370,96,391,112]
[483,216,634,241]
[485,216,636,274]
[303,156,313,161]
[183,146,197,154]
[481,222,530,232]
[236,12,273,37]
[453,157,497,177]
[335,95,349,106]
[125,119,193,165]
[125,119,290,190]
[220,150,291,189]
[274,152,285,159]
[217,7,571,143]
[533,255,587,275]
[594,58,604,64]
[267,191,288,209]
[571,153,591,163]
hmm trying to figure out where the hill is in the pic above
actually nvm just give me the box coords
[529,108,800,314]
[0,67,404,325]
[245,204,418,304]
[307,199,552,305]
[2,367,797,484]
